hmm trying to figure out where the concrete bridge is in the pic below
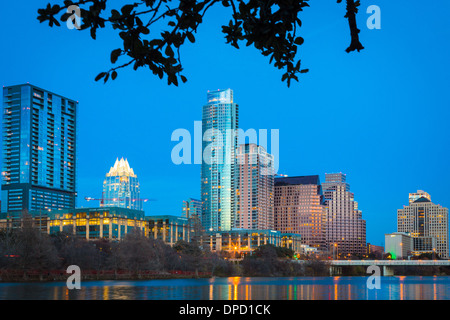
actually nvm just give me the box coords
[297,260,450,276]
[330,260,450,276]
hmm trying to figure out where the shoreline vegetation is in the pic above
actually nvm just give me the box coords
[1,221,450,283]
[0,269,212,282]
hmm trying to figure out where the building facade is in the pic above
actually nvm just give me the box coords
[366,243,384,259]
[236,143,274,230]
[0,209,301,254]
[274,175,327,251]
[201,89,238,231]
[101,158,142,211]
[147,215,191,246]
[0,207,191,244]
[182,198,202,219]
[385,232,413,260]
[202,229,302,256]
[322,173,366,258]
[1,84,77,214]
[397,192,449,259]
[39,207,145,240]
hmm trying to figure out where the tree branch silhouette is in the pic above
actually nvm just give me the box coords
[37,0,364,87]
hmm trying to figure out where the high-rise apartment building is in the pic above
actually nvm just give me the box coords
[236,143,274,230]
[397,191,449,259]
[274,175,327,250]
[101,158,142,211]
[201,89,238,231]
[1,84,77,214]
[323,173,366,258]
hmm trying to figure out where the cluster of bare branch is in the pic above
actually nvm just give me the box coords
[0,224,228,277]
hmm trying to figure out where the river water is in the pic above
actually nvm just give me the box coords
[0,276,448,300]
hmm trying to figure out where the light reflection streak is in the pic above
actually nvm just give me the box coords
[0,276,448,300]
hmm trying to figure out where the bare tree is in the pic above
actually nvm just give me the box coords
[116,229,163,275]
[9,215,60,278]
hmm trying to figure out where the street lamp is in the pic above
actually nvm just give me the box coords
[333,243,338,260]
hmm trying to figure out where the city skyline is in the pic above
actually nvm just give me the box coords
[1,1,450,247]
[1,82,447,250]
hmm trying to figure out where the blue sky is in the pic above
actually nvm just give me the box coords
[1,1,449,246]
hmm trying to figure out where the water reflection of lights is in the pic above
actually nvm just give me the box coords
[2,276,448,300]
[228,277,241,300]
[103,286,109,300]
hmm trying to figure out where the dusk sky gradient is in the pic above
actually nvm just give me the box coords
[1,1,449,246]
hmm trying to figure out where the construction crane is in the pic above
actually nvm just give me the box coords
[274,173,288,177]
[84,197,156,205]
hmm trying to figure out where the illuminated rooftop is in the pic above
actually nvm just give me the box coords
[106,157,137,177]
[206,88,233,104]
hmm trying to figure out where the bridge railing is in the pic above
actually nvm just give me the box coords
[328,260,450,266]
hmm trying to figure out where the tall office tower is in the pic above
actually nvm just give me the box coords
[397,192,449,259]
[101,158,142,211]
[236,143,274,230]
[1,84,77,214]
[201,89,238,231]
[182,198,202,219]
[408,190,431,204]
[274,175,327,250]
[322,173,366,258]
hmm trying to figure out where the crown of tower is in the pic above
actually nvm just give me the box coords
[106,157,136,177]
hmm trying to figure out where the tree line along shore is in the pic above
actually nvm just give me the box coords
[1,221,449,282]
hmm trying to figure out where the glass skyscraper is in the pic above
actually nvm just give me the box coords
[201,89,238,231]
[101,158,142,211]
[1,84,77,214]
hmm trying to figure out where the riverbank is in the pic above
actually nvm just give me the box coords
[2,264,450,283]
[0,270,212,282]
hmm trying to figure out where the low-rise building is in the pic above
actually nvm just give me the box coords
[366,243,384,259]
[385,232,413,259]
[202,229,302,256]
[0,207,191,244]
[146,215,190,245]
[0,208,300,255]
